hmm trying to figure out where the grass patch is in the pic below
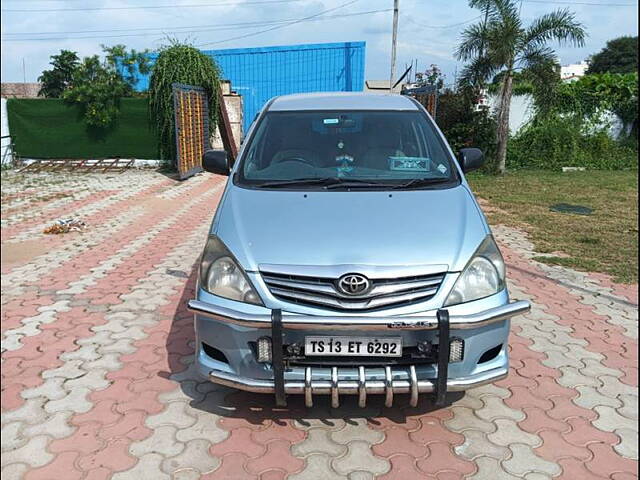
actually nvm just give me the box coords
[468,169,638,284]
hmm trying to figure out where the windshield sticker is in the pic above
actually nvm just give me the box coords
[388,156,430,172]
[313,114,362,134]
[437,164,447,174]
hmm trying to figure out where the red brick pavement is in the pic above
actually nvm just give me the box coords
[1,171,637,479]
[1,176,220,417]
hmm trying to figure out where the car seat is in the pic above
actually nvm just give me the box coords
[361,121,405,171]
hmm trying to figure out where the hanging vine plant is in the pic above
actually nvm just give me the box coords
[149,41,221,163]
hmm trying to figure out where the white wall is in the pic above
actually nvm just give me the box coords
[487,93,534,134]
[1,98,12,165]
[487,93,626,139]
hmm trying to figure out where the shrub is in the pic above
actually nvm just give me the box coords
[508,117,637,170]
[436,88,498,173]
[549,72,638,140]
[510,71,639,170]
[149,41,221,163]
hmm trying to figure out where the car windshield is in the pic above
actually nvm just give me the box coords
[236,110,459,190]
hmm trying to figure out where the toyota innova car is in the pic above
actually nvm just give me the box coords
[188,92,530,408]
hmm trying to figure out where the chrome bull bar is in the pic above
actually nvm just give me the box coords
[207,363,509,408]
[273,308,453,407]
[190,300,530,408]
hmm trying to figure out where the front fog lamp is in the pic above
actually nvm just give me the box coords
[256,337,272,363]
[449,338,464,363]
[199,236,262,305]
[445,236,506,306]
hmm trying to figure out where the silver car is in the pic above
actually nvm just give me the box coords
[188,92,530,408]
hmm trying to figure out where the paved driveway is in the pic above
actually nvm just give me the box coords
[1,170,637,479]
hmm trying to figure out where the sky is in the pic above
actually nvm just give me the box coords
[1,0,638,86]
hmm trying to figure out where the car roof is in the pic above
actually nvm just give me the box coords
[268,92,420,112]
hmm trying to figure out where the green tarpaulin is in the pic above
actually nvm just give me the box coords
[7,98,158,159]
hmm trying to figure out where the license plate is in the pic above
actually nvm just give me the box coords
[304,336,402,357]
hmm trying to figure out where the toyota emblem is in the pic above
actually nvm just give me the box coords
[337,273,370,296]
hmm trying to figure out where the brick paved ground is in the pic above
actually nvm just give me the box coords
[1,170,637,479]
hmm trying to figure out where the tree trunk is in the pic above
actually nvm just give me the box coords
[496,71,513,174]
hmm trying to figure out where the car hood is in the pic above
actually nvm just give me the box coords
[213,184,489,273]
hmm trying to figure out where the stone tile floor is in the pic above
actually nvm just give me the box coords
[1,170,637,479]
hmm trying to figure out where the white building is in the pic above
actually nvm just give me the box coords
[560,61,589,82]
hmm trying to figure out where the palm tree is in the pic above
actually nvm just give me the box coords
[456,0,586,174]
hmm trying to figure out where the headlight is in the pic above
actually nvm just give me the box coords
[445,236,506,306]
[199,236,262,305]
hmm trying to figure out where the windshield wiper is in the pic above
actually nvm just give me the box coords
[255,177,337,188]
[254,177,448,190]
[391,177,450,190]
[256,177,393,189]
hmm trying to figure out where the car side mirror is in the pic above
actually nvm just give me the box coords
[202,149,229,176]
[458,148,484,173]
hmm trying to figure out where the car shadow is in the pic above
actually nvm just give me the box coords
[162,265,463,426]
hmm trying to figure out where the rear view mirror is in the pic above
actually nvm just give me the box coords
[458,148,484,173]
[202,150,229,176]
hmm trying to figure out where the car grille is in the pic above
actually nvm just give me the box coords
[260,270,445,312]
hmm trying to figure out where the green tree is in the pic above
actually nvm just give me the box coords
[37,50,80,98]
[487,63,561,97]
[456,0,585,174]
[436,86,498,171]
[102,44,151,92]
[63,44,150,128]
[148,41,221,162]
[587,36,638,75]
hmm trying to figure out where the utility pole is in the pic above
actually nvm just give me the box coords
[22,58,27,97]
[389,0,399,92]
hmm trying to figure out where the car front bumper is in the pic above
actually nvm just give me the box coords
[202,362,508,409]
[188,296,530,408]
